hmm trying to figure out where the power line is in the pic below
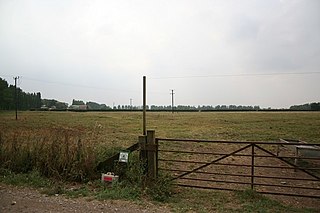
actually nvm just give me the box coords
[149,71,320,79]
[15,76,143,94]
[1,74,168,95]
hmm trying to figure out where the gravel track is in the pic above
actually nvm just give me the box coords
[0,184,171,213]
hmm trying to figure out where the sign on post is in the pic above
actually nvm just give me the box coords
[119,151,129,163]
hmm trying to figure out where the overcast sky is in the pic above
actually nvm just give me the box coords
[1,0,319,108]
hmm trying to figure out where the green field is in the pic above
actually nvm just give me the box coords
[1,111,320,212]
[1,111,320,177]
[1,111,320,142]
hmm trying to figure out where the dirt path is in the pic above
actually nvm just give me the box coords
[0,184,171,213]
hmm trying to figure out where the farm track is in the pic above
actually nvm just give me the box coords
[0,183,171,213]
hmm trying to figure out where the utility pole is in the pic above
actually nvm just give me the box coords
[143,76,146,135]
[170,89,175,113]
[130,98,133,110]
[14,76,19,120]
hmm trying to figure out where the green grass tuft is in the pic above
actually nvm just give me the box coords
[0,169,51,188]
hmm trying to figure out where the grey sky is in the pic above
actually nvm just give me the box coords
[1,0,319,108]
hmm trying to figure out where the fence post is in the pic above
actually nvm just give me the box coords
[147,130,157,182]
[155,138,159,178]
[139,135,147,174]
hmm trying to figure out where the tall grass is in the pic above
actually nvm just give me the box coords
[0,126,112,182]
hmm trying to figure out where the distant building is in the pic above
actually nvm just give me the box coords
[68,105,88,111]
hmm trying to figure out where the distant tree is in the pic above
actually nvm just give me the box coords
[310,102,320,111]
[42,99,68,109]
[290,103,311,110]
[72,99,85,105]
[0,77,42,110]
[253,106,260,110]
[86,101,111,110]
[289,102,320,111]
[86,101,101,110]
[220,105,227,110]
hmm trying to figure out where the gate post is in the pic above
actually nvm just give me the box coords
[139,130,158,185]
[139,135,147,174]
[147,130,157,182]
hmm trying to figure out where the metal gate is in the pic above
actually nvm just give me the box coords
[156,138,320,198]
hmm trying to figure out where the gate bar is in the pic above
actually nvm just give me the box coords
[158,149,320,160]
[173,144,252,180]
[178,177,320,190]
[255,144,320,180]
[176,184,320,199]
[159,159,320,170]
[157,138,320,146]
[160,168,317,181]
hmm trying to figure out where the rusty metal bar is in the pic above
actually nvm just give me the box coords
[158,149,320,160]
[159,159,320,170]
[176,183,236,191]
[178,177,320,191]
[179,177,250,185]
[157,138,320,146]
[255,144,320,180]
[253,182,320,190]
[173,144,252,180]
[256,191,320,199]
[160,168,318,181]
[176,184,320,199]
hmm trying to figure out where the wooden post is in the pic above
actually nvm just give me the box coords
[139,130,157,185]
[155,138,159,178]
[139,135,147,172]
[147,130,157,181]
[143,76,146,136]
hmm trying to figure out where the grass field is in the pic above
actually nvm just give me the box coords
[1,110,320,142]
[1,111,320,212]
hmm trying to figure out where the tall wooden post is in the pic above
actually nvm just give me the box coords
[143,76,146,136]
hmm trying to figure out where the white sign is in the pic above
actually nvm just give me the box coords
[119,151,129,163]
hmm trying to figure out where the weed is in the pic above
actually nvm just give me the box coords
[64,185,90,198]
[235,189,317,213]
[96,182,141,200]
[146,173,173,202]
[0,169,51,188]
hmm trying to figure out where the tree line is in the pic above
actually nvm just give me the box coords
[0,77,41,110]
[290,102,320,111]
[1,77,319,111]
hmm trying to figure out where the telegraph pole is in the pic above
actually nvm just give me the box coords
[170,89,175,113]
[143,76,146,135]
[14,76,19,120]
